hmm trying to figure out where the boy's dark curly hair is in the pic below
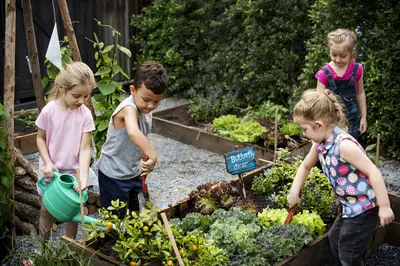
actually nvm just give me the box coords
[133,62,168,95]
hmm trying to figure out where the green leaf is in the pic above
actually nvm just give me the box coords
[98,120,109,132]
[102,45,114,54]
[97,80,116,95]
[93,94,106,102]
[95,66,111,76]
[365,144,376,152]
[117,45,132,58]
[42,77,49,88]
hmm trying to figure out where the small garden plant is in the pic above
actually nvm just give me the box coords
[211,102,305,149]
[251,148,339,221]
[170,206,320,266]
[86,200,228,265]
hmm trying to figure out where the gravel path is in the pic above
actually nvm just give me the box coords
[146,133,233,208]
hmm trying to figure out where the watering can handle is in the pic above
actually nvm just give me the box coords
[37,171,61,192]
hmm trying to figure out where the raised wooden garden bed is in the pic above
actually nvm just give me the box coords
[14,108,38,155]
[61,164,400,265]
[152,104,311,163]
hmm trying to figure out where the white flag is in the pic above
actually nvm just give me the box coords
[45,24,62,70]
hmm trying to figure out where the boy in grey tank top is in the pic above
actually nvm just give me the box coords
[97,62,168,216]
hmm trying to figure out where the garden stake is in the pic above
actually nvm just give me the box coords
[75,169,86,247]
[274,110,279,163]
[142,155,150,203]
[375,134,380,167]
[234,145,247,199]
[161,212,185,266]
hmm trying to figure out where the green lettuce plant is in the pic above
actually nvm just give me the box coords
[251,149,339,221]
[281,122,302,137]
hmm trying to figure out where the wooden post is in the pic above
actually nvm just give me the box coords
[57,0,95,118]
[274,110,279,162]
[21,0,46,112]
[161,213,185,266]
[4,0,17,247]
[75,169,86,247]
[57,0,81,62]
[375,134,381,167]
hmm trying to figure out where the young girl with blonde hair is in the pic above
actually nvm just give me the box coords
[35,62,96,239]
[287,89,394,266]
[316,28,366,139]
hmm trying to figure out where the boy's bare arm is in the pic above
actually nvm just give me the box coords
[122,106,157,160]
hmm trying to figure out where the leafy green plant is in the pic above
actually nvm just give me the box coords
[257,208,289,228]
[291,210,326,239]
[188,182,258,215]
[3,236,93,266]
[14,109,38,128]
[132,0,313,120]
[86,200,227,265]
[281,122,302,137]
[212,115,267,144]
[211,115,241,138]
[172,207,315,266]
[365,143,384,167]
[257,208,325,239]
[230,122,267,143]
[242,101,289,124]
[87,20,132,153]
[251,149,339,221]
[255,225,313,265]
[0,104,14,225]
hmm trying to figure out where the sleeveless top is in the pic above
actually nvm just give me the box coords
[98,96,152,180]
[315,127,377,218]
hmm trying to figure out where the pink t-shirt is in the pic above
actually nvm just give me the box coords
[315,59,363,91]
[35,101,95,178]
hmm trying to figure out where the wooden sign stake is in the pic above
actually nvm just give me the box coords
[375,134,381,167]
[161,213,185,266]
[75,169,86,247]
[274,110,279,162]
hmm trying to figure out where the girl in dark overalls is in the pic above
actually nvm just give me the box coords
[316,28,366,140]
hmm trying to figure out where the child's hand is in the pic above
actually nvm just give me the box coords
[73,180,87,193]
[140,157,157,176]
[287,192,301,208]
[379,206,394,227]
[43,162,58,178]
[360,117,367,134]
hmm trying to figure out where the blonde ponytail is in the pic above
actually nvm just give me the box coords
[294,89,348,130]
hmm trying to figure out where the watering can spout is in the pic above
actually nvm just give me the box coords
[72,213,103,226]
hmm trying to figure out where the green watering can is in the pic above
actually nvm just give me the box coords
[37,171,100,225]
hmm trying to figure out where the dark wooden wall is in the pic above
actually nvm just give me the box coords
[0,0,151,110]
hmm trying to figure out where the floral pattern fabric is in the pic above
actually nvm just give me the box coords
[316,127,377,218]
